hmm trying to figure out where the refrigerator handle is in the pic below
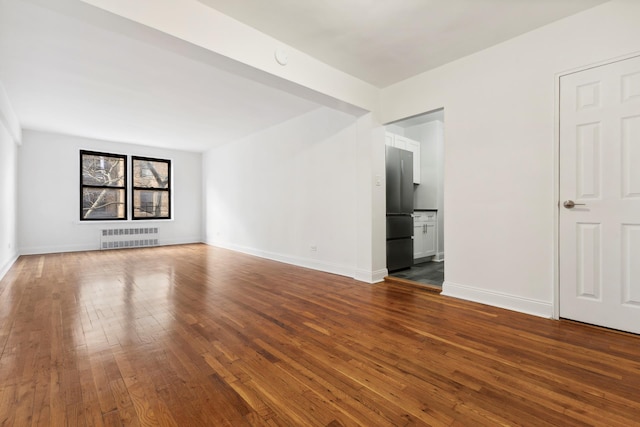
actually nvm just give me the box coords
[400,159,404,210]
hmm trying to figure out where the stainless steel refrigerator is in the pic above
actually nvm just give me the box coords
[386,146,414,271]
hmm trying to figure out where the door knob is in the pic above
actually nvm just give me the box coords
[563,200,586,209]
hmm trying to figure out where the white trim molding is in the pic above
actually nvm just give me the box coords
[552,51,640,321]
[442,280,553,319]
[207,240,358,280]
[354,268,388,284]
[20,238,202,256]
[207,240,386,284]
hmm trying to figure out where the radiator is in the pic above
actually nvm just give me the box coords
[100,227,159,250]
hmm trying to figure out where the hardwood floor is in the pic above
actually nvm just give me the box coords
[1,244,639,426]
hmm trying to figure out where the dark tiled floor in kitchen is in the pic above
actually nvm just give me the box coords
[389,261,444,287]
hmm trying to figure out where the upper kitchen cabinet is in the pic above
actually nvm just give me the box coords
[385,132,421,184]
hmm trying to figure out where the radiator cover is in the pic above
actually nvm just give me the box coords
[100,227,159,250]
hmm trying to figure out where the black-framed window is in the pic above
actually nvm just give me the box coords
[132,156,171,220]
[80,150,127,220]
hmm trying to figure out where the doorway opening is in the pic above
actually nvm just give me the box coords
[384,108,445,288]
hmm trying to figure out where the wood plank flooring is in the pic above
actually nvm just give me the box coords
[1,243,639,426]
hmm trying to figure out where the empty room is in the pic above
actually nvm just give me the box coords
[1,0,639,425]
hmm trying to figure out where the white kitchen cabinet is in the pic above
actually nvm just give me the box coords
[384,133,395,147]
[413,222,427,259]
[385,132,421,184]
[413,211,437,260]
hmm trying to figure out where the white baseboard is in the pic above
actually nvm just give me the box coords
[354,268,388,283]
[19,238,202,255]
[20,243,98,255]
[433,252,445,262]
[160,238,203,246]
[206,240,387,284]
[0,252,19,281]
[441,280,553,318]
[207,240,357,279]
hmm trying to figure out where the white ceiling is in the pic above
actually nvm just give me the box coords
[198,0,607,87]
[0,0,322,152]
[0,0,607,151]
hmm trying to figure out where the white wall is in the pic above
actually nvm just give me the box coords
[204,107,386,280]
[385,124,404,136]
[407,121,441,209]
[381,0,640,317]
[0,84,20,279]
[405,120,445,259]
[354,113,388,282]
[18,130,202,254]
[434,120,444,261]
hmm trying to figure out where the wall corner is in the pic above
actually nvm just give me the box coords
[0,81,22,145]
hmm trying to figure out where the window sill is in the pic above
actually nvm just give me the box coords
[75,218,174,225]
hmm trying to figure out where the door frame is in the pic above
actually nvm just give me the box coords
[553,51,640,320]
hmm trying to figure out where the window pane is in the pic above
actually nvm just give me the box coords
[133,190,169,218]
[133,159,169,188]
[82,188,126,219]
[82,153,125,187]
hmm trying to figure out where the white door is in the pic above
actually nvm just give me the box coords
[559,55,640,334]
